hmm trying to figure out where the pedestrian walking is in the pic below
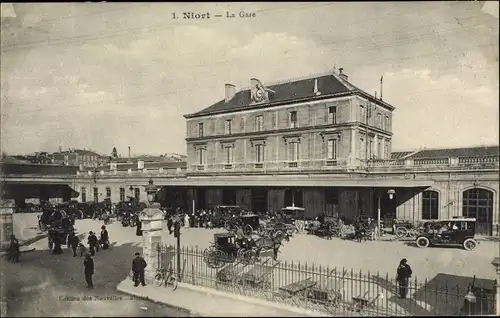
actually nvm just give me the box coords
[8,235,20,263]
[100,226,109,250]
[167,217,173,234]
[87,231,98,256]
[83,253,94,289]
[396,258,413,299]
[136,220,143,236]
[131,252,147,287]
[69,232,79,257]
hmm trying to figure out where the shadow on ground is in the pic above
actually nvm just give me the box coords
[0,238,160,317]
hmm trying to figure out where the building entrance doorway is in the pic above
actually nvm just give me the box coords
[284,188,303,207]
[462,188,494,236]
[251,188,267,213]
[222,188,237,206]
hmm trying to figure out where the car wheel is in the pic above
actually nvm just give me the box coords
[463,238,477,251]
[396,226,408,238]
[416,236,430,248]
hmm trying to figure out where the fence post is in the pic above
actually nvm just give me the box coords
[496,279,499,316]
[139,203,164,284]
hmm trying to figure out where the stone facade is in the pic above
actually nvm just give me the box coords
[185,95,393,172]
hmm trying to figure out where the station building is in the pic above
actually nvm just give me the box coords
[1,69,498,235]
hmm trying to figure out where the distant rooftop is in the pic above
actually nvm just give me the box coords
[54,148,102,156]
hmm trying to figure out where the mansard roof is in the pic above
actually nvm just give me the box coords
[185,72,395,119]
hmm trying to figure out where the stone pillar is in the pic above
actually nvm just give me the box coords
[0,199,15,252]
[139,203,164,284]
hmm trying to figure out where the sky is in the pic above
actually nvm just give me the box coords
[1,2,498,156]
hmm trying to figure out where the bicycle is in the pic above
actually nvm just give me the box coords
[154,266,178,291]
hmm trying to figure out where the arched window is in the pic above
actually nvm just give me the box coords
[422,191,439,219]
[462,188,494,235]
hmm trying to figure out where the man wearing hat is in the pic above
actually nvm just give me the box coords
[69,231,80,257]
[100,226,109,250]
[87,231,98,256]
[131,252,147,287]
[396,258,413,299]
[83,252,94,288]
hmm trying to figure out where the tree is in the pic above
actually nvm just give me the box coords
[111,147,118,158]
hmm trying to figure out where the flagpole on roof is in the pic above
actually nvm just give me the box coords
[380,75,384,101]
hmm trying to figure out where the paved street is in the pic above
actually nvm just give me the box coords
[2,219,191,317]
[4,217,497,316]
[162,227,499,281]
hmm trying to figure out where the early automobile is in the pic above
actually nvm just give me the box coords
[415,218,479,251]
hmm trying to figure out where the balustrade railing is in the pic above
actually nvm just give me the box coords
[459,156,499,164]
[414,157,450,165]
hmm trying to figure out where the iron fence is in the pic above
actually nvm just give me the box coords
[157,244,497,316]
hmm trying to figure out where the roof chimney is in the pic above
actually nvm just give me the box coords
[225,83,236,102]
[314,79,321,96]
[338,68,348,81]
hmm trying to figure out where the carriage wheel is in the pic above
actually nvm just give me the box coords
[395,226,408,238]
[236,248,246,261]
[243,224,253,236]
[224,219,236,232]
[272,230,284,241]
[241,249,257,265]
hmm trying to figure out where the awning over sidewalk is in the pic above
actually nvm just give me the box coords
[163,177,433,188]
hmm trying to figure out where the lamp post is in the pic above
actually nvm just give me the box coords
[378,189,395,239]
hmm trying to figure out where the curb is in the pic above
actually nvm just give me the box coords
[116,280,194,316]
[177,282,329,317]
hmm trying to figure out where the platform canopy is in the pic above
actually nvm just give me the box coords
[166,176,434,188]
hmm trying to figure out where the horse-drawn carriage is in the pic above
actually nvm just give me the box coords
[204,230,290,269]
[224,213,261,234]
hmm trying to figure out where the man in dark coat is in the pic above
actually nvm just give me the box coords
[87,231,98,256]
[100,226,109,250]
[131,252,147,287]
[8,235,20,263]
[69,232,80,257]
[136,220,143,236]
[83,253,94,288]
[167,217,173,235]
[396,258,413,299]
